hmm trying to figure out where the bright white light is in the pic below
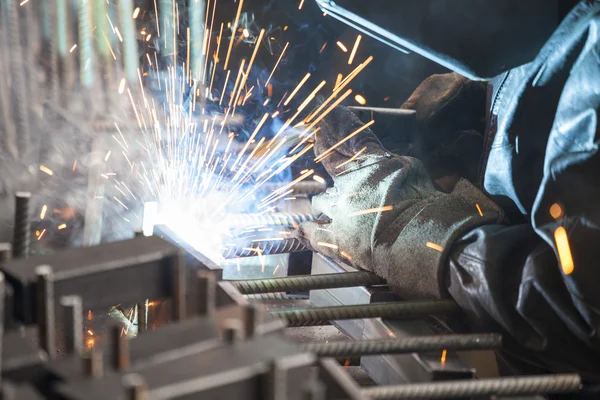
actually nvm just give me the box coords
[142,202,158,236]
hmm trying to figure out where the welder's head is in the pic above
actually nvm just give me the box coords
[316,0,571,80]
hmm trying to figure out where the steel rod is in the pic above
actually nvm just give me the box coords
[222,238,309,259]
[361,374,581,399]
[348,106,416,117]
[13,192,31,259]
[230,271,384,294]
[300,333,502,357]
[227,213,316,228]
[260,181,326,195]
[271,300,458,327]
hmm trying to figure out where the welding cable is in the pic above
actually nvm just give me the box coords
[221,237,309,258]
[270,300,458,327]
[227,213,316,228]
[299,333,502,357]
[230,271,385,294]
[361,374,582,399]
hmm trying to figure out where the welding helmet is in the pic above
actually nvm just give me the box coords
[315,0,564,80]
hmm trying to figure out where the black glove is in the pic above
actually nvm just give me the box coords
[297,105,502,299]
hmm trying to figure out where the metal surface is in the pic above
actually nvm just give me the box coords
[60,295,83,355]
[362,374,582,399]
[230,271,384,294]
[35,265,56,358]
[222,237,309,259]
[300,333,502,357]
[272,300,457,327]
[1,236,184,323]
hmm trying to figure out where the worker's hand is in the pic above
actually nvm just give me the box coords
[400,72,487,190]
[297,105,502,299]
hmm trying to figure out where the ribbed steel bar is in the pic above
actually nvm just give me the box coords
[78,0,94,89]
[300,333,502,357]
[260,181,326,195]
[230,271,384,294]
[243,293,309,301]
[271,300,458,327]
[222,238,309,259]
[228,213,316,228]
[117,0,138,84]
[6,0,31,154]
[13,192,31,259]
[361,374,581,399]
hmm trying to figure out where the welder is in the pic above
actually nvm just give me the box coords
[297,0,600,383]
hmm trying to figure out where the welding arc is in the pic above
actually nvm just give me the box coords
[271,300,458,327]
[230,271,384,294]
[300,333,502,357]
[221,238,308,259]
[361,374,581,399]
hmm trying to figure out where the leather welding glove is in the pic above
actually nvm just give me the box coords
[297,105,503,300]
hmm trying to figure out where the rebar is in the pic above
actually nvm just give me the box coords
[244,293,308,301]
[222,238,309,259]
[78,0,94,89]
[117,0,138,84]
[231,271,384,294]
[228,213,316,228]
[13,192,31,259]
[271,300,458,327]
[261,181,326,195]
[189,0,206,80]
[361,374,581,399]
[7,0,31,154]
[300,333,502,357]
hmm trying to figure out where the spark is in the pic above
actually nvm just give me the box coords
[349,205,393,216]
[554,226,574,275]
[348,35,362,64]
[441,349,447,365]
[315,120,375,162]
[298,0,305,9]
[317,242,338,249]
[38,229,46,240]
[69,44,78,53]
[265,42,289,87]
[336,146,367,169]
[336,41,348,52]
[113,196,129,210]
[340,251,352,260]
[39,165,54,175]
[224,0,245,70]
[105,151,112,162]
[40,205,48,220]
[19,0,29,6]
[313,175,325,184]
[72,160,77,171]
[243,28,249,37]
[273,265,280,275]
[115,27,123,42]
[426,242,444,252]
[284,72,311,106]
[354,94,367,105]
[58,224,67,230]
[118,78,126,94]
[132,7,140,18]
[475,203,483,217]
[550,203,563,219]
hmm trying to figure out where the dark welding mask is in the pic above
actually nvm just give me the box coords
[315,0,562,80]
